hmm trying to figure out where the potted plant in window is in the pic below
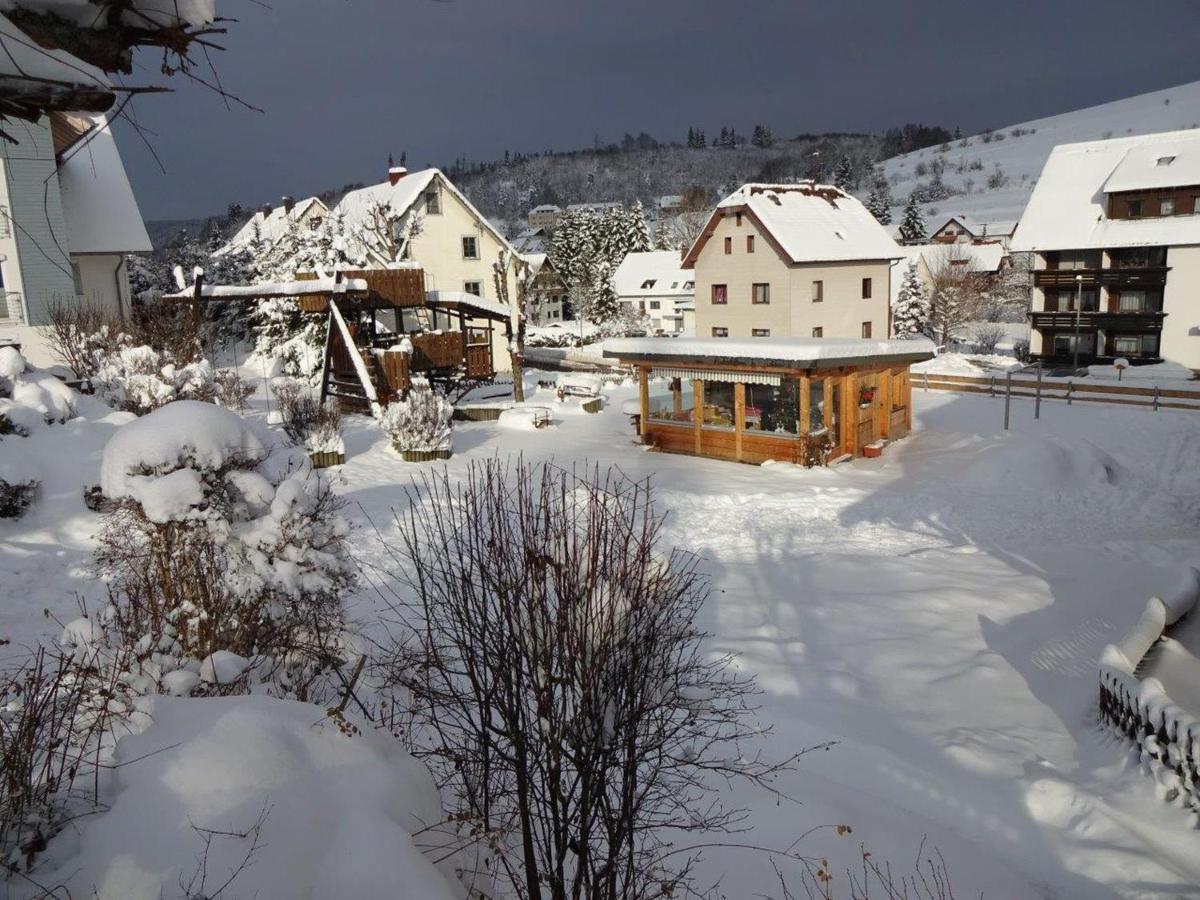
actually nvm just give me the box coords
[858,385,876,408]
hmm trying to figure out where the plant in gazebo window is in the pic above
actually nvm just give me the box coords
[858,385,876,408]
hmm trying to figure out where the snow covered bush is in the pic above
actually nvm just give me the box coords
[90,345,217,415]
[271,378,344,455]
[892,260,930,337]
[376,379,452,454]
[94,401,355,699]
[379,459,804,900]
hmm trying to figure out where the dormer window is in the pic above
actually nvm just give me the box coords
[641,279,656,289]
[1161,198,1176,216]
[1127,198,1143,218]
[1156,156,1176,167]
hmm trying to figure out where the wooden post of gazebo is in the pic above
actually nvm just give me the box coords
[638,366,650,442]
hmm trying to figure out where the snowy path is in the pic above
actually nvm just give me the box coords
[4,378,1200,897]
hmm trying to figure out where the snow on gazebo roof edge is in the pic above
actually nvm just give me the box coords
[603,336,936,370]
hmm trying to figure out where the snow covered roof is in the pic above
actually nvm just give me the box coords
[57,114,150,254]
[613,250,694,299]
[603,336,936,369]
[1103,141,1200,193]
[1012,129,1200,252]
[165,275,369,301]
[336,168,516,261]
[684,182,902,267]
[910,242,1005,273]
[529,204,560,213]
[426,289,511,321]
[934,215,1017,238]
[217,196,328,257]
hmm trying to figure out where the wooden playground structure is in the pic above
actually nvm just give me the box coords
[167,265,512,410]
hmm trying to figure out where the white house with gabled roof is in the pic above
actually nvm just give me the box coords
[334,166,522,370]
[683,182,902,342]
[929,215,1017,247]
[217,195,328,258]
[0,112,151,365]
[1012,128,1200,368]
[613,250,694,334]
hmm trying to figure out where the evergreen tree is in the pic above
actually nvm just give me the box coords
[892,260,930,336]
[897,194,928,244]
[833,155,854,190]
[865,179,893,226]
[696,128,706,147]
[751,124,774,148]
[687,127,695,148]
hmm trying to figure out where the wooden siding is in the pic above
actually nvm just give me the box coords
[1107,186,1200,220]
[1,116,74,324]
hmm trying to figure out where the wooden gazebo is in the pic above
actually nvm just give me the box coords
[604,337,935,464]
[166,266,512,409]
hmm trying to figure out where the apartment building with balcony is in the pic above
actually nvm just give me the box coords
[682,182,901,341]
[1012,129,1200,369]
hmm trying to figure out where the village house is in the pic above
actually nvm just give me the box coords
[613,250,694,335]
[216,195,329,257]
[335,166,521,369]
[929,215,1016,248]
[527,204,562,229]
[511,225,549,254]
[683,183,902,342]
[1012,129,1200,369]
[523,253,568,325]
[890,241,1007,305]
[0,112,151,365]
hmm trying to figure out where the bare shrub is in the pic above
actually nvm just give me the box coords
[969,324,1006,355]
[0,644,129,876]
[43,298,212,380]
[214,368,254,411]
[379,459,815,899]
[271,378,342,452]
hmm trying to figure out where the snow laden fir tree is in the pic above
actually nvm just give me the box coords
[892,260,930,336]
[549,203,651,328]
[897,194,928,244]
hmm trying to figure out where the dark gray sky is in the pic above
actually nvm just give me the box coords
[116,0,1200,221]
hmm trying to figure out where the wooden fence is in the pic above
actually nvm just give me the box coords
[917,370,1200,412]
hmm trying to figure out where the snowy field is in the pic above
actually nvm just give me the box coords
[5,373,1200,897]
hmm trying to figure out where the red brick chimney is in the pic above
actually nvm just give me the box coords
[282,195,295,214]
[388,166,407,186]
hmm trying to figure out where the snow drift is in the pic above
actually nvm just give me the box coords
[26,695,465,900]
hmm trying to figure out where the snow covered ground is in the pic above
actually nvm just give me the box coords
[5,373,1200,897]
[877,78,1200,227]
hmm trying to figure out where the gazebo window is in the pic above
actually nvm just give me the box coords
[648,378,694,423]
[745,379,798,434]
[700,381,736,429]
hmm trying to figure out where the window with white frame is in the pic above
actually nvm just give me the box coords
[464,281,482,296]
[462,236,479,259]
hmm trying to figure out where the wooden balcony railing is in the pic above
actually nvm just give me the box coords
[409,332,466,370]
[1034,266,1169,289]
[1029,310,1167,332]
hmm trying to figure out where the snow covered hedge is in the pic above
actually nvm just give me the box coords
[0,347,77,518]
[93,401,355,698]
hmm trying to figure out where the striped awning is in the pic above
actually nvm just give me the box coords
[652,367,781,386]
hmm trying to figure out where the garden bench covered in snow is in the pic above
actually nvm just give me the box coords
[555,373,602,400]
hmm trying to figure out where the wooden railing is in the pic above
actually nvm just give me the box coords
[409,332,466,370]
[1034,266,1169,288]
[917,370,1200,411]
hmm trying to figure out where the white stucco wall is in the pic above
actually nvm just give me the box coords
[693,212,892,339]
[1160,244,1200,369]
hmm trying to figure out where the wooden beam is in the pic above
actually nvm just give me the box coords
[879,368,892,439]
[638,366,650,442]
[734,381,745,462]
[843,371,858,457]
[693,379,704,455]
[798,374,810,435]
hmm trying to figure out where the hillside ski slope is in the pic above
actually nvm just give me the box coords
[879,79,1200,230]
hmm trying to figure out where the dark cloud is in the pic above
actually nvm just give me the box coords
[117,0,1200,220]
